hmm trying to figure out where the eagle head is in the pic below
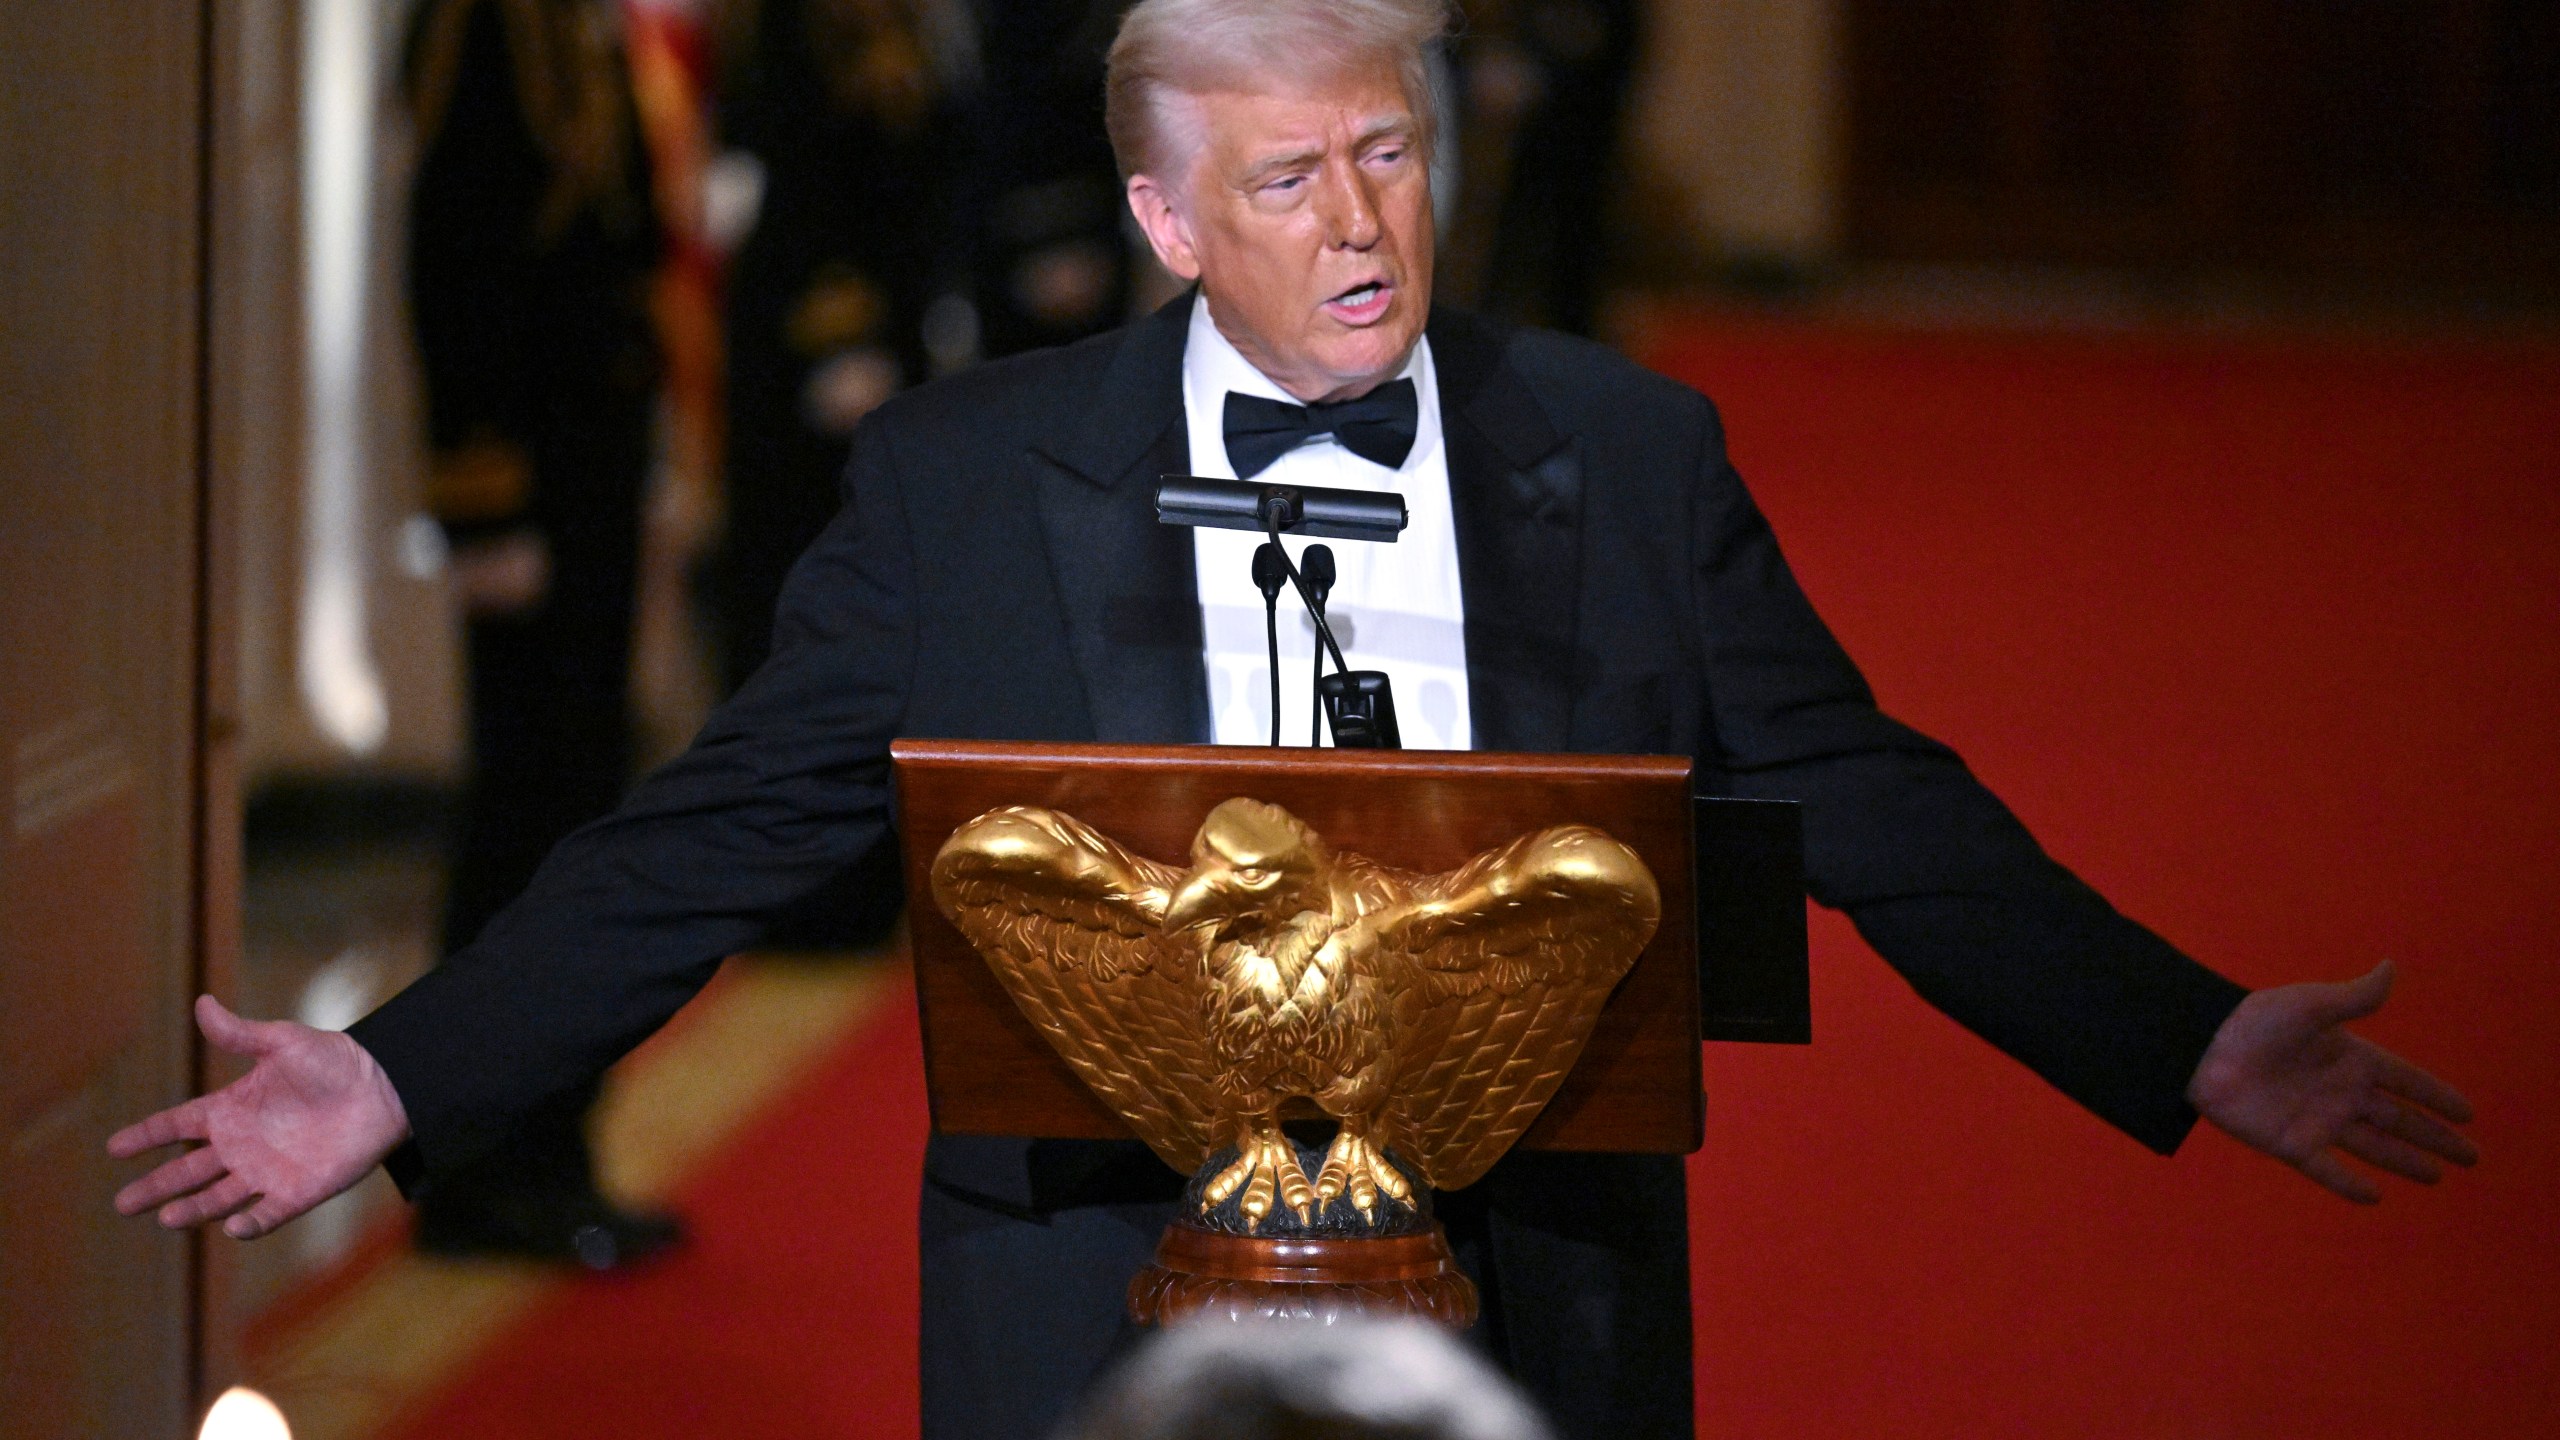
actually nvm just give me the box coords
[1163,799,1332,943]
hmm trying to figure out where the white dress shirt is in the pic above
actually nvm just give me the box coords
[1182,294,1473,750]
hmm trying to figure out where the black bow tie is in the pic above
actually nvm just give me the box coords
[1222,379,1419,479]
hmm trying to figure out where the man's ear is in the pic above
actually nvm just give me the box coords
[1126,174,1202,282]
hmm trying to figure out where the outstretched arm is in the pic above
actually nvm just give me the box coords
[112,406,920,1230]
[2188,961,2477,1203]
[108,996,410,1239]
[1676,390,2478,1190]
[1681,398,2244,1152]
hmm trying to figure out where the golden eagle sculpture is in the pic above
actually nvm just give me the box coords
[929,799,1661,1231]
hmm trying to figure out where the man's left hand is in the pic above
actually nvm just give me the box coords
[2188,960,2478,1203]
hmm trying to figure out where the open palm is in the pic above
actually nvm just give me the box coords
[109,995,410,1239]
[2187,961,2477,1203]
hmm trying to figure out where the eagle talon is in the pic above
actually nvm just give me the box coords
[1202,1120,1313,1230]
[1313,1123,1412,1220]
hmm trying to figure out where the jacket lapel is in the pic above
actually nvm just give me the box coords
[1025,298,1578,752]
[1031,295,1212,744]
[1432,307,1582,753]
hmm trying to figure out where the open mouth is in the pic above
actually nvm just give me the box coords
[1324,280,1394,323]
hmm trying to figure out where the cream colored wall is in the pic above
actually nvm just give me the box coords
[1631,0,1844,265]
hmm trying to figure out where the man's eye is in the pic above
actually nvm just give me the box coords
[1236,867,1268,883]
[1264,176,1304,193]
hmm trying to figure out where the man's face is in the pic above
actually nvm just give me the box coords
[1128,63,1434,403]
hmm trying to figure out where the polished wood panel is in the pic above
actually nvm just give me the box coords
[0,1,215,1431]
[1845,0,2560,279]
[894,740,1704,1156]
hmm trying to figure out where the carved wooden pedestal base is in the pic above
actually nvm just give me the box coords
[1126,1222,1479,1329]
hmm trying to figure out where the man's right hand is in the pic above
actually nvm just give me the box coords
[108,995,411,1240]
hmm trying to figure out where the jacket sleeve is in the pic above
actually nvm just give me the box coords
[1682,397,2245,1154]
[349,417,918,1188]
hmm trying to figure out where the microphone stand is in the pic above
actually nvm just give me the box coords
[1259,496,1352,674]
[1151,478,1407,749]
[1258,495,1399,748]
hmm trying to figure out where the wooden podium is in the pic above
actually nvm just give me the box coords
[893,738,1803,1325]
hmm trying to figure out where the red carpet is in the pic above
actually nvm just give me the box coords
[1662,318,2559,1437]
[381,317,2559,1437]
[379,972,929,1439]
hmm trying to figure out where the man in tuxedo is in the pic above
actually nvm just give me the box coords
[111,0,2476,1434]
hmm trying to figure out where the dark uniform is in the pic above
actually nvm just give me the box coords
[711,0,966,695]
[402,0,677,1264]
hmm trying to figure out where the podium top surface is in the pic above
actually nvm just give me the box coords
[893,739,1704,1157]
[893,737,1692,779]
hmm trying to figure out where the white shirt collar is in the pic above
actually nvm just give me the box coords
[1180,291,1434,479]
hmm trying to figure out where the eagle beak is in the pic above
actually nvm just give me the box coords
[1164,873,1229,934]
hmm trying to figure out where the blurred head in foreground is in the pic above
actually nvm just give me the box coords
[1058,1316,1555,1440]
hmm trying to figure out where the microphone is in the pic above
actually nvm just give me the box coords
[1302,545,1336,746]
[1251,542,1288,747]
[1153,476,1403,750]
[1253,502,1398,750]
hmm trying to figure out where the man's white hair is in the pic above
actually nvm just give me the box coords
[1104,0,1451,184]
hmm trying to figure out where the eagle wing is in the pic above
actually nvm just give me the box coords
[928,806,1226,1175]
[1369,825,1661,1191]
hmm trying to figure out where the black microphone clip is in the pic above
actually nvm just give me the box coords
[1319,670,1402,749]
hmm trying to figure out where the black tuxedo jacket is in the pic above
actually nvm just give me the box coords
[352,296,2246,1199]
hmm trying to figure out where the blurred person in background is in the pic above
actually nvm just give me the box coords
[708,0,976,699]
[1438,0,1639,337]
[707,0,1141,686]
[401,0,684,1267]
[1058,1317,1556,1440]
[704,0,1136,946]
[968,0,1140,359]
[704,0,978,948]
